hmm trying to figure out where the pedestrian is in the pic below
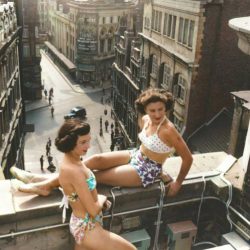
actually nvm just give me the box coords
[48,154,53,165]
[104,108,107,115]
[47,161,56,173]
[111,129,114,141]
[100,116,102,126]
[47,137,52,147]
[46,143,50,156]
[51,106,54,118]
[40,155,44,171]
[110,143,115,151]
[111,122,114,130]
[115,127,119,136]
[48,95,52,105]
[102,88,105,95]
[105,120,109,132]
[49,87,54,97]
[44,89,48,99]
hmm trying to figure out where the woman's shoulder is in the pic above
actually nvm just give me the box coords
[60,163,83,179]
[161,119,178,136]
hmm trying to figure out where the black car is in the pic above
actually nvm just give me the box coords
[64,106,87,120]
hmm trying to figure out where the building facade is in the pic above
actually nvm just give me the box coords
[112,0,144,148]
[16,0,47,100]
[140,0,250,139]
[112,0,250,149]
[47,0,137,87]
[0,1,25,179]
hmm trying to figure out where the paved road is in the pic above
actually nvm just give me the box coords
[24,52,113,174]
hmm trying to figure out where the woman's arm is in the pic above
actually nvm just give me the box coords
[71,169,107,217]
[165,126,193,196]
[138,114,148,130]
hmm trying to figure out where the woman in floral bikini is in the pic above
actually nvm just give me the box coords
[55,119,135,249]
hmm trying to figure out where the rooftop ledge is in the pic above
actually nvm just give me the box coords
[229,17,250,55]
[0,152,248,250]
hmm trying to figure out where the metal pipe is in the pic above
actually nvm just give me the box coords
[153,181,165,250]
[0,196,211,240]
[103,196,221,218]
[229,205,250,226]
[0,223,69,240]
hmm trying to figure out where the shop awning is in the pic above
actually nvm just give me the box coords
[44,41,76,71]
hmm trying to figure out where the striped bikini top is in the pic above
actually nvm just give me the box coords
[138,117,174,154]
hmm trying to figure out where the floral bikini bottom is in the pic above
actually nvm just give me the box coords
[129,149,162,187]
[69,212,103,244]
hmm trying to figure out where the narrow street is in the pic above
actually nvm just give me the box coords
[24,51,112,173]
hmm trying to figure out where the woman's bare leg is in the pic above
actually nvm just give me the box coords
[96,164,142,187]
[80,224,136,250]
[11,150,134,195]
[11,151,130,183]
[10,166,57,183]
[18,175,60,196]
[83,150,130,171]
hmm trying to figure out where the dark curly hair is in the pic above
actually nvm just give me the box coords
[55,118,90,153]
[135,88,174,114]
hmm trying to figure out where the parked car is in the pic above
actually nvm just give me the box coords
[64,106,87,120]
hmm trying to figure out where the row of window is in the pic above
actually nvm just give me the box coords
[149,10,195,48]
[113,74,138,143]
[0,75,22,149]
[0,3,17,43]
[150,55,187,103]
[0,44,19,92]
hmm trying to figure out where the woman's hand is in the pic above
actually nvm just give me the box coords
[103,200,112,211]
[98,194,108,207]
[166,181,182,197]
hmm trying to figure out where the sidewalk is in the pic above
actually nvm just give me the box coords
[96,105,114,153]
[40,49,112,95]
[25,99,50,112]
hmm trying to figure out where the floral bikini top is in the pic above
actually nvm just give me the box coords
[138,117,174,154]
[60,170,97,222]
[67,171,96,202]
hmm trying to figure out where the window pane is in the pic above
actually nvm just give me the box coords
[183,19,189,44]
[172,16,176,38]
[163,13,168,35]
[188,20,194,47]
[178,17,183,42]
[158,12,162,32]
[152,10,155,29]
[167,15,172,37]
[23,45,30,57]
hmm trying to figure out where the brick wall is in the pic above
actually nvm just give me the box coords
[186,1,250,135]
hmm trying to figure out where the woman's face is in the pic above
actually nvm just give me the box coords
[73,133,91,156]
[145,101,166,123]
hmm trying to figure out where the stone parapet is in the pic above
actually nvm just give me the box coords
[1,152,249,249]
